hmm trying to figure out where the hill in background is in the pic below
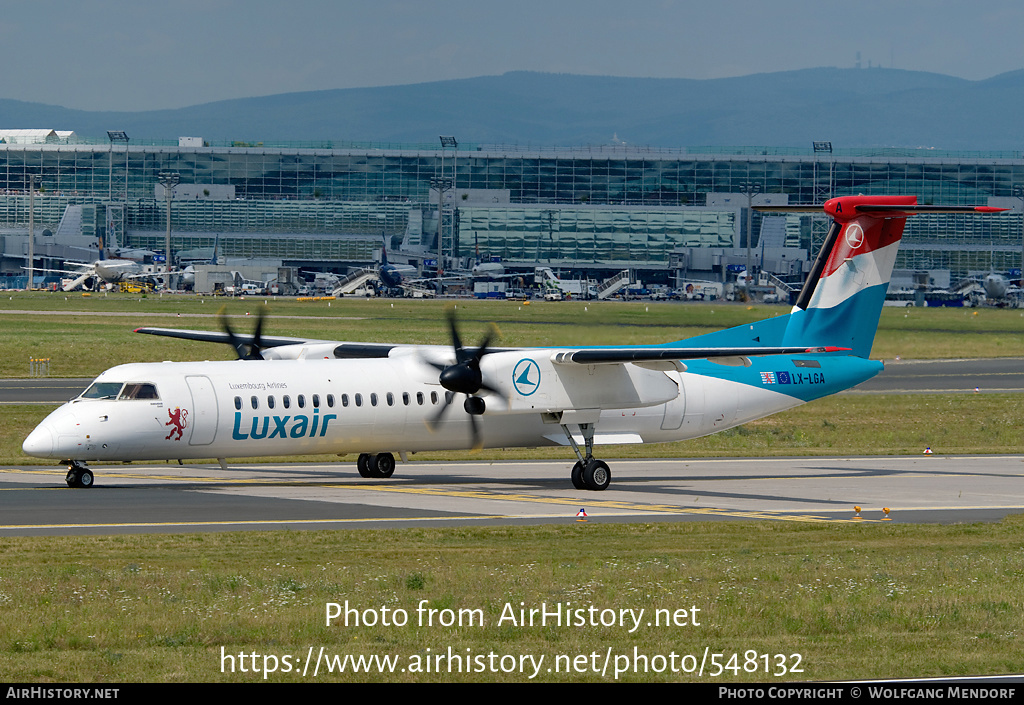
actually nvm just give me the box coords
[2,68,1023,150]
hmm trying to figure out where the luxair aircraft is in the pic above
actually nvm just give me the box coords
[23,196,1005,490]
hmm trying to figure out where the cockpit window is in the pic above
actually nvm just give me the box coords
[81,382,124,400]
[119,383,160,400]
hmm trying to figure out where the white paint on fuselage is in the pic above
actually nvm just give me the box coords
[24,354,804,464]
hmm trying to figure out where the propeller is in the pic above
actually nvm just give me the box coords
[219,307,266,360]
[424,308,504,450]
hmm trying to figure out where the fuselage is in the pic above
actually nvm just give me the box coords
[23,350,882,464]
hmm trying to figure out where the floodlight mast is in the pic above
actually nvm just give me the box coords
[158,172,180,290]
[1014,184,1024,282]
[106,131,129,203]
[740,181,762,300]
[437,136,458,288]
[27,175,37,291]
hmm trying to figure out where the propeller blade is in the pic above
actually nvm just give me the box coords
[431,309,504,448]
[425,394,453,431]
[218,307,265,360]
[468,413,482,452]
[249,308,265,359]
[446,308,465,361]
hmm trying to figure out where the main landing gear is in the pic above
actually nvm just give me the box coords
[65,462,94,489]
[356,452,396,479]
[563,423,611,491]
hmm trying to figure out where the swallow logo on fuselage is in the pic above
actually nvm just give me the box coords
[512,359,541,396]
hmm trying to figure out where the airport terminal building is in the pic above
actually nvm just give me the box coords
[1,137,1022,289]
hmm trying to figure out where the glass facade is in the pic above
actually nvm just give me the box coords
[461,206,736,263]
[1,143,1021,275]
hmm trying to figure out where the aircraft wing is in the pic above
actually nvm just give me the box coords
[553,346,848,364]
[134,326,399,358]
[137,326,847,362]
[134,327,315,348]
[24,265,92,276]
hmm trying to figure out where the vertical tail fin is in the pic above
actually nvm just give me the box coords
[782,196,914,357]
[781,197,1006,357]
[680,197,1006,357]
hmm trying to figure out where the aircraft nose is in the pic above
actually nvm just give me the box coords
[22,424,54,458]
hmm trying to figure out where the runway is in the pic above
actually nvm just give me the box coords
[2,454,1023,536]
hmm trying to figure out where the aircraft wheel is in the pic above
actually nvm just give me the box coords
[570,461,586,490]
[372,452,396,479]
[356,453,372,478]
[582,459,610,491]
[65,466,94,488]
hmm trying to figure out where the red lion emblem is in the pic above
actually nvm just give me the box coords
[165,407,189,441]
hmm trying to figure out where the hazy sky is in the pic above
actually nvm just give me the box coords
[3,0,1023,111]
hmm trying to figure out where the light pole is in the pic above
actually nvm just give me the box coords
[438,136,458,279]
[27,175,38,290]
[740,181,762,300]
[1014,185,1024,283]
[430,176,451,291]
[158,171,180,290]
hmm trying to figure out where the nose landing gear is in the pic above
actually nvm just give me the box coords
[65,462,94,488]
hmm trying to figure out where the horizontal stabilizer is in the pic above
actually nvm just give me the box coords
[755,204,1007,215]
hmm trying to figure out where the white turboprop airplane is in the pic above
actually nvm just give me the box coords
[23,196,1005,490]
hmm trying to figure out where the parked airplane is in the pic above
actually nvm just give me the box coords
[377,238,417,289]
[38,258,157,292]
[975,272,1021,306]
[37,230,163,291]
[23,197,1005,490]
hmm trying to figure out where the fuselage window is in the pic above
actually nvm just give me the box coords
[298,394,306,409]
[431,391,439,405]
[313,394,320,408]
[403,392,410,406]
[268,396,276,409]
[119,383,159,400]
[386,392,394,406]
[444,391,454,405]
[327,394,335,408]
[251,396,259,410]
[417,391,424,405]
[370,393,378,407]
[283,395,291,409]
[342,394,349,407]
[355,393,362,407]
[234,396,242,410]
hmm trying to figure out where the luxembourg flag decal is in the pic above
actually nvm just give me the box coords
[760,371,777,384]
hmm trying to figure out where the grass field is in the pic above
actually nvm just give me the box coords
[3,291,1024,378]
[2,292,1023,682]
[2,520,1023,682]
